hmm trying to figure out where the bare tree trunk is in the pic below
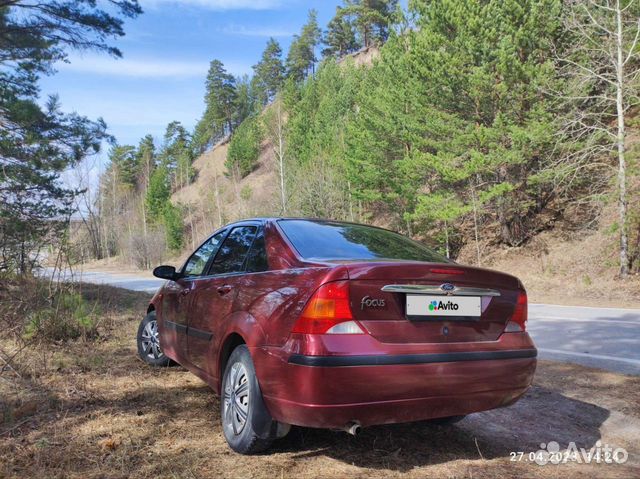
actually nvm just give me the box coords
[615,0,629,277]
[275,101,287,214]
[99,187,107,259]
[141,198,147,238]
[188,202,196,249]
[444,220,450,259]
[213,173,223,227]
[471,186,481,266]
[348,181,354,222]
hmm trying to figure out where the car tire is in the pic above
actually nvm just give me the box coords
[221,345,284,454]
[136,311,173,367]
[428,415,467,425]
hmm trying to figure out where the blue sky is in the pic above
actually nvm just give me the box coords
[39,0,340,150]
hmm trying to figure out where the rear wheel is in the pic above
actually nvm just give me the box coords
[221,345,287,454]
[136,312,173,367]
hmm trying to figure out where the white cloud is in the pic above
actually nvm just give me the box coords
[59,55,209,78]
[140,0,283,10]
[220,23,295,37]
[58,55,252,78]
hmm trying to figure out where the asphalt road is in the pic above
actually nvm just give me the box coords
[528,303,640,376]
[44,269,640,376]
[41,268,165,294]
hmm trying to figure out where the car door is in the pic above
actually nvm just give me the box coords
[186,224,260,374]
[162,230,226,363]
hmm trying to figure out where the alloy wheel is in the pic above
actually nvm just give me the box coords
[140,319,164,360]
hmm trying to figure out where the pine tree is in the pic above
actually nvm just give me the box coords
[145,165,170,223]
[286,10,322,82]
[193,60,237,152]
[163,203,184,251]
[345,31,458,231]
[0,1,140,273]
[234,75,256,127]
[346,0,563,250]
[144,164,183,251]
[253,38,285,105]
[340,0,399,48]
[323,7,361,58]
[160,121,194,190]
[108,145,138,190]
[226,116,263,178]
[136,134,156,192]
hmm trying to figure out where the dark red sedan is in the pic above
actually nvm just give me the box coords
[137,218,536,454]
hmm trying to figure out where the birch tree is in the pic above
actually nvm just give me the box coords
[560,0,640,276]
[263,100,288,214]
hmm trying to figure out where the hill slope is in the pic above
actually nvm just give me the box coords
[164,44,639,307]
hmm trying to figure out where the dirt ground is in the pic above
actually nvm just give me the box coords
[2,286,639,479]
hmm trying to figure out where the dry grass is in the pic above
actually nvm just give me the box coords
[170,136,282,257]
[1,285,639,478]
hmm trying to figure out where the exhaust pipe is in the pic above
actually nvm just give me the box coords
[344,421,361,436]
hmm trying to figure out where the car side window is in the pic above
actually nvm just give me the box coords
[182,231,225,277]
[245,228,269,273]
[208,226,258,276]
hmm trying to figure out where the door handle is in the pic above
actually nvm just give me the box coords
[217,285,232,296]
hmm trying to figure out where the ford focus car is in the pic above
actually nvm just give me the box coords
[136,218,536,454]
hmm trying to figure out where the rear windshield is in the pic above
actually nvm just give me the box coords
[277,220,450,263]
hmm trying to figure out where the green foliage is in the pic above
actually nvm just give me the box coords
[338,0,399,48]
[286,10,322,82]
[143,157,184,252]
[163,203,184,251]
[234,75,256,126]
[226,116,263,178]
[107,144,138,189]
[253,39,285,105]
[193,60,237,151]
[345,0,563,246]
[0,1,141,90]
[136,134,157,188]
[160,121,194,189]
[286,60,364,169]
[145,165,171,223]
[24,291,99,341]
[240,185,253,201]
[323,6,361,58]
[0,1,140,273]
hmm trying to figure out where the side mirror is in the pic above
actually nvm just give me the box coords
[153,265,180,281]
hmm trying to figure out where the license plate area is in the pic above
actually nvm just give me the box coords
[406,294,482,321]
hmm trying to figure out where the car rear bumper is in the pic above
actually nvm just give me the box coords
[252,332,537,429]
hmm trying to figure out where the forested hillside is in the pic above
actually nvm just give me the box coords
[75,0,640,285]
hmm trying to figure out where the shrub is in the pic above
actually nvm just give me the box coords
[123,228,166,269]
[226,116,263,178]
[163,203,184,251]
[23,291,99,341]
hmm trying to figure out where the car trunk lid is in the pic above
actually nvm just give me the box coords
[342,261,521,344]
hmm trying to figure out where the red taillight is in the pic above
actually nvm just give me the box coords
[506,290,528,332]
[291,281,363,334]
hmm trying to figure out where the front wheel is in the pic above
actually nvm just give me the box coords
[221,345,287,454]
[136,311,173,367]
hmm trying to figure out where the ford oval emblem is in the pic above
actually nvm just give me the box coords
[440,283,455,292]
